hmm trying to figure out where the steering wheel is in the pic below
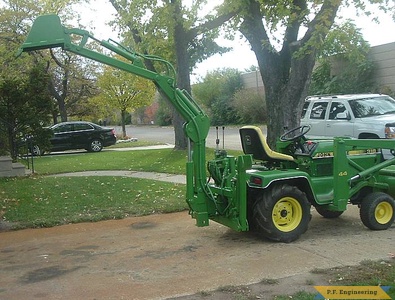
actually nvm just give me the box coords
[280,125,311,154]
[280,125,311,142]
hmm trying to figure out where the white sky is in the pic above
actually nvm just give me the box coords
[79,0,395,82]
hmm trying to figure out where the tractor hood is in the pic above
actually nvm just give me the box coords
[304,138,381,159]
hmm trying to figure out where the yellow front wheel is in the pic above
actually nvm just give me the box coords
[360,192,395,230]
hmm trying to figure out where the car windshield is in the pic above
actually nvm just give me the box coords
[349,96,395,118]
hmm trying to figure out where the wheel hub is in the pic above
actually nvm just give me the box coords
[280,210,288,218]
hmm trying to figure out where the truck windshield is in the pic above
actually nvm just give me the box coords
[349,96,395,118]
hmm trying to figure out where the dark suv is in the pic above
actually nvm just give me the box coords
[31,121,117,155]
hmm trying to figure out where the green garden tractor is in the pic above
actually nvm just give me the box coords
[18,14,395,242]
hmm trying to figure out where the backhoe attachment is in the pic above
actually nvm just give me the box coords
[18,14,251,232]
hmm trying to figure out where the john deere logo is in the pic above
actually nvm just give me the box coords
[245,135,252,145]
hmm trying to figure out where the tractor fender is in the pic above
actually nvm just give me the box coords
[247,172,318,206]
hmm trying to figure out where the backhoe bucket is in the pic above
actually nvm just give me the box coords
[17,14,70,55]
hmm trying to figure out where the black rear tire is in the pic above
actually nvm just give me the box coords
[360,192,395,230]
[251,184,311,243]
[315,206,344,218]
[88,139,103,152]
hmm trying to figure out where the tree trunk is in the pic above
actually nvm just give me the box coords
[52,110,58,124]
[171,0,189,150]
[121,109,127,138]
[240,0,334,149]
[58,97,67,122]
[240,0,285,148]
[7,122,16,161]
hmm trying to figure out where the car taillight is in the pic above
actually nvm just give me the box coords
[111,129,116,135]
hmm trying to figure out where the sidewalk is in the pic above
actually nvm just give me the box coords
[107,144,175,151]
[45,144,186,184]
[48,170,186,184]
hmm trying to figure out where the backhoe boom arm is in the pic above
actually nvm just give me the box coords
[18,14,212,226]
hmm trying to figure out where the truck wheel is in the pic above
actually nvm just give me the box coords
[360,192,395,230]
[315,206,344,218]
[252,184,311,243]
[88,139,103,152]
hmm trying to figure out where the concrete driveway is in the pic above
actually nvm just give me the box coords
[1,207,394,300]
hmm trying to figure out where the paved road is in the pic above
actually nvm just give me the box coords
[1,208,394,300]
[113,125,268,151]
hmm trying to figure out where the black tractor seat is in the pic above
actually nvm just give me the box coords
[239,126,295,162]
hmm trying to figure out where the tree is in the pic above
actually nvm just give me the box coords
[238,0,394,147]
[108,0,238,149]
[1,0,97,124]
[95,62,156,138]
[192,68,243,125]
[309,21,374,94]
[45,48,99,123]
[0,64,53,160]
[155,97,173,126]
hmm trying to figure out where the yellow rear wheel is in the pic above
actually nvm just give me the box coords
[251,184,311,243]
[272,197,303,232]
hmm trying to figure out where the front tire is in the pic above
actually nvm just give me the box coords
[31,145,43,156]
[360,192,395,230]
[251,184,311,243]
[88,139,103,152]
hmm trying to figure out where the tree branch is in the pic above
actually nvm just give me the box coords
[49,49,64,68]
[109,0,157,73]
[300,0,341,45]
[281,0,307,52]
[186,9,239,41]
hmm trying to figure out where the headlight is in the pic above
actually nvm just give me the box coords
[385,125,395,138]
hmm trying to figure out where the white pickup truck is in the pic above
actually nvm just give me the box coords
[300,94,395,140]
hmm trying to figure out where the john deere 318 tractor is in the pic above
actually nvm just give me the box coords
[18,15,395,242]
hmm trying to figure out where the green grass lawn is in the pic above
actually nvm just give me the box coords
[24,147,243,175]
[2,145,242,229]
[3,145,189,229]
[27,148,188,175]
[0,175,186,229]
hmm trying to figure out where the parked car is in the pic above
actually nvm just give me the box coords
[300,94,395,140]
[30,121,117,155]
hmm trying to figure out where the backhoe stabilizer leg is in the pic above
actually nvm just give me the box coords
[191,211,209,227]
[186,161,210,227]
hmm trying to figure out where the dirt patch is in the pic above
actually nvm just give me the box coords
[168,271,328,299]
[169,260,395,300]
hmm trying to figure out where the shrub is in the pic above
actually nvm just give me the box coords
[232,89,267,124]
